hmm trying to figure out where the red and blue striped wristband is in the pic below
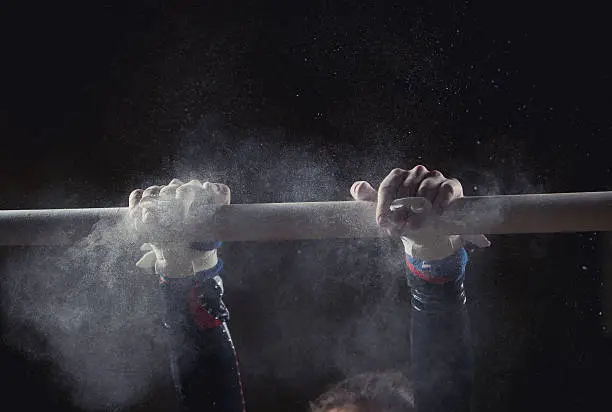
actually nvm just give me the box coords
[406,248,468,284]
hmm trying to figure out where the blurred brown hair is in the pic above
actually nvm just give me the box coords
[310,371,414,412]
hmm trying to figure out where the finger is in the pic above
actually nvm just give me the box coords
[159,183,180,200]
[138,185,164,225]
[161,177,187,199]
[377,168,409,225]
[214,183,231,205]
[176,179,204,215]
[128,189,145,225]
[401,165,430,198]
[141,185,162,203]
[395,167,438,232]
[350,181,377,202]
[416,171,446,204]
[129,189,143,209]
[141,203,159,225]
[176,179,203,200]
[432,178,463,215]
[202,182,231,205]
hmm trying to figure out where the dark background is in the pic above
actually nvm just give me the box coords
[1,1,611,411]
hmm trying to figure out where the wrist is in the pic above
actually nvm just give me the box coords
[156,248,218,278]
[406,247,468,285]
[192,249,218,273]
[155,256,193,277]
[401,235,463,261]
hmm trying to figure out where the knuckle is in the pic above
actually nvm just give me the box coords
[421,179,438,190]
[177,182,197,192]
[354,181,367,194]
[439,181,454,192]
[129,189,143,201]
[389,168,407,176]
[416,180,436,196]
[166,182,181,189]
[159,185,177,199]
[411,165,428,174]
[440,179,460,195]
[201,181,214,192]
[142,185,161,195]
[176,180,202,196]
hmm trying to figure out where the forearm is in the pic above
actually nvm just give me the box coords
[160,261,245,412]
[408,248,473,412]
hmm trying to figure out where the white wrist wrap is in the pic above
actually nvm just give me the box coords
[401,235,464,261]
[401,233,491,261]
[192,249,219,273]
[135,243,218,278]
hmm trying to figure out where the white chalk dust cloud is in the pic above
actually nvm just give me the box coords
[0,119,421,410]
[1,217,170,410]
[0,117,546,410]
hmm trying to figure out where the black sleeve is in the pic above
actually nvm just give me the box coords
[160,263,246,412]
[407,249,474,412]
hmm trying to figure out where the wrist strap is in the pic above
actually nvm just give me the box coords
[160,258,224,284]
[406,248,468,284]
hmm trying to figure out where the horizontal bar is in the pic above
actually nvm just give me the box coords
[0,192,611,246]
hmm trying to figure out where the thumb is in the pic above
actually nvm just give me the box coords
[350,181,377,202]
